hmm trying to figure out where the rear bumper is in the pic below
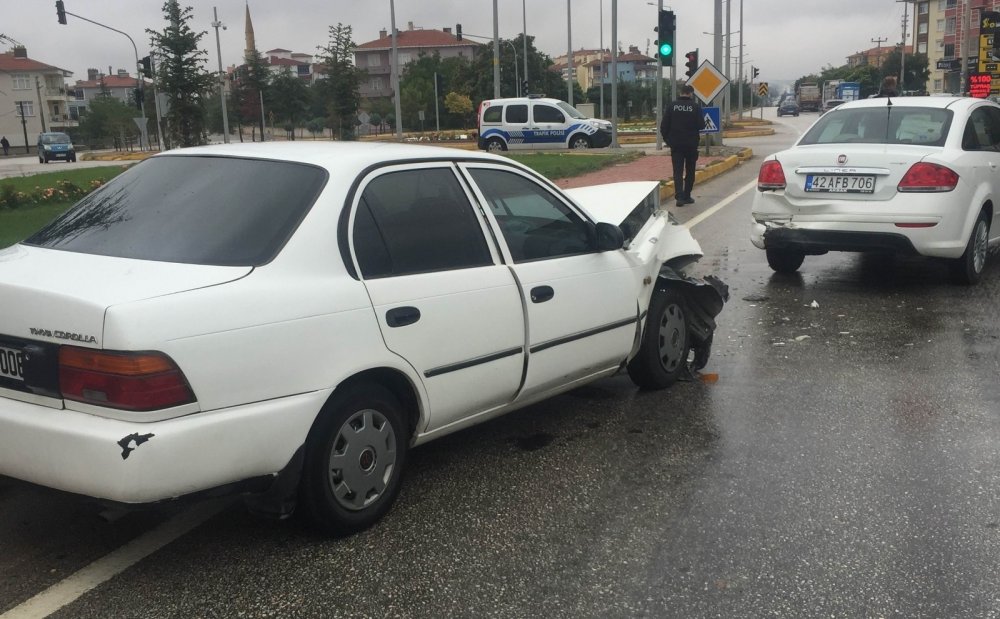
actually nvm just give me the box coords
[0,389,328,504]
[756,225,918,255]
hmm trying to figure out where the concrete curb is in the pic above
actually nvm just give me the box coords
[658,147,753,202]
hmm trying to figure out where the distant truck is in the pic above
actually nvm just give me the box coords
[797,83,821,112]
[836,82,861,101]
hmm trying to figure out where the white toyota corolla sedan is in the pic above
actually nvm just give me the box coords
[752,96,1000,283]
[0,142,727,535]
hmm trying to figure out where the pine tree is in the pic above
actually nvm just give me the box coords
[316,23,362,140]
[146,1,214,148]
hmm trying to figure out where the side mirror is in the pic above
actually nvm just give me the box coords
[595,222,625,251]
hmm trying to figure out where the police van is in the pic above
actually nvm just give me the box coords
[477,95,613,152]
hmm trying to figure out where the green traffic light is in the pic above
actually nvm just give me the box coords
[659,42,673,57]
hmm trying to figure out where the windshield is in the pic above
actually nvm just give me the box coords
[799,106,953,146]
[556,101,586,119]
[25,155,328,266]
[41,133,71,144]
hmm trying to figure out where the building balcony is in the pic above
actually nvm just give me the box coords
[361,64,391,75]
[43,86,68,98]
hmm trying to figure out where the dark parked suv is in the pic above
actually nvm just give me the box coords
[777,100,800,117]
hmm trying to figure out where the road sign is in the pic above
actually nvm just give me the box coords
[687,60,729,105]
[700,107,720,134]
[757,82,769,97]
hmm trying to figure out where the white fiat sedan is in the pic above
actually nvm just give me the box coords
[0,143,726,535]
[752,96,1000,284]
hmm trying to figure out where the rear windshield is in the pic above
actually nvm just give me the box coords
[799,106,953,146]
[24,155,328,266]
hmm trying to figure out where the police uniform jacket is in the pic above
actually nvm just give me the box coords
[660,97,703,150]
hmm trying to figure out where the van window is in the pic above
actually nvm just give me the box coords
[506,104,528,124]
[533,105,565,124]
[482,106,502,124]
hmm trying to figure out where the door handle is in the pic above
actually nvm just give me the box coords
[386,306,421,328]
[530,286,554,303]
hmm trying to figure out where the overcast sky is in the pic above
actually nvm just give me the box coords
[8,0,909,86]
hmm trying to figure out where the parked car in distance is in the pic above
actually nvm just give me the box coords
[752,96,1000,284]
[478,95,613,151]
[820,99,847,115]
[37,132,76,163]
[777,101,800,117]
[0,142,727,536]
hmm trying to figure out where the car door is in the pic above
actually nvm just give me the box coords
[460,163,639,401]
[504,103,533,150]
[957,106,1000,238]
[348,163,525,432]
[530,102,568,150]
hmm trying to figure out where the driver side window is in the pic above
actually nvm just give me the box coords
[468,168,594,262]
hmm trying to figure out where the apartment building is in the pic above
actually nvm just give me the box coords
[0,47,73,150]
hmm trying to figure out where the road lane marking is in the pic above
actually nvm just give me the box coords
[1,500,229,619]
[684,178,757,230]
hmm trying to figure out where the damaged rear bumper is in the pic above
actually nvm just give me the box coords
[0,389,326,504]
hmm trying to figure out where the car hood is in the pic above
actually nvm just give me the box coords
[565,181,661,225]
[0,244,252,347]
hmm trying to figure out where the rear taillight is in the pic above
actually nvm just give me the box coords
[757,160,786,190]
[897,162,958,192]
[59,347,195,412]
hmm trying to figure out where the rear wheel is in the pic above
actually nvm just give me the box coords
[569,134,591,149]
[950,212,989,285]
[299,383,409,536]
[766,248,805,274]
[486,138,507,153]
[627,288,689,390]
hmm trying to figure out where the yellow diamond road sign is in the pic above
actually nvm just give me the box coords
[687,60,729,105]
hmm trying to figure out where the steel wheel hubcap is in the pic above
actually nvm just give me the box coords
[657,303,685,372]
[328,409,396,511]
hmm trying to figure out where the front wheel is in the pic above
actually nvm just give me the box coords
[299,383,409,536]
[627,288,689,390]
[569,134,591,149]
[486,138,507,153]
[766,248,805,274]
[950,213,989,285]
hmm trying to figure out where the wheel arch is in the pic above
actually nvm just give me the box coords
[330,367,423,439]
[568,132,591,148]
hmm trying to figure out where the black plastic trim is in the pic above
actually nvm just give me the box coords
[530,316,638,354]
[424,346,524,378]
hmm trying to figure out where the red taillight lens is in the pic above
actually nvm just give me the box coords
[897,162,959,192]
[758,160,786,190]
[59,347,195,412]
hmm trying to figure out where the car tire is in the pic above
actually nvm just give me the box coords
[950,211,989,285]
[299,382,409,536]
[569,134,591,149]
[766,248,805,273]
[627,288,689,390]
[486,138,507,153]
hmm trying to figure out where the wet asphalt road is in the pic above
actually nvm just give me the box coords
[5,111,1000,618]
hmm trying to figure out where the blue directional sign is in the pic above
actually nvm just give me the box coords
[700,106,721,134]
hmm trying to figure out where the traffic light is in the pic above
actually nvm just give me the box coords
[752,66,759,80]
[654,10,675,66]
[133,88,144,109]
[141,55,152,78]
[522,79,528,95]
[456,23,462,41]
[56,0,67,24]
[684,50,698,79]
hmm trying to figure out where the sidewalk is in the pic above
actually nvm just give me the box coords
[553,147,752,201]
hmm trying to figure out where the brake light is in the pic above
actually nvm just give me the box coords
[897,162,958,192]
[59,347,195,411]
[757,160,786,190]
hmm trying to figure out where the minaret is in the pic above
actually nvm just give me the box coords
[244,2,256,61]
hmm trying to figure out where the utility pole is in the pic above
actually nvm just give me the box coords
[567,0,573,105]
[871,36,887,68]
[611,0,618,148]
[713,0,723,146]
[17,101,29,155]
[599,0,604,118]
[738,0,744,119]
[493,0,500,98]
[211,7,230,143]
[959,0,971,95]
[390,0,402,139]
[34,77,47,133]
[655,0,663,151]
[899,0,910,90]
[522,0,528,93]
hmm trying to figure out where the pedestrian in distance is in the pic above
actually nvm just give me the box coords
[875,76,899,98]
[0,135,9,156]
[660,85,703,207]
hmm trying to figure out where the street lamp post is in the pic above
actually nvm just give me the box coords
[567,0,573,105]
[211,7,230,143]
[522,0,528,92]
[390,0,402,139]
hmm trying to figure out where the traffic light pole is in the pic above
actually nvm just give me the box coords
[655,0,663,151]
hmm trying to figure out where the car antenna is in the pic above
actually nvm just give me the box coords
[885,96,893,143]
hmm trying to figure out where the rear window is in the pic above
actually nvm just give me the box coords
[24,155,327,266]
[799,106,953,146]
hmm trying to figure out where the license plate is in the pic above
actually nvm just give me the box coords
[804,174,875,193]
[0,345,24,382]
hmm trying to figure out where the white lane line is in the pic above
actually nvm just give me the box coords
[684,178,757,230]
[1,500,229,619]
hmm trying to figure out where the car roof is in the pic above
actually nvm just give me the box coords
[837,96,991,111]
[482,97,564,105]
[155,142,515,177]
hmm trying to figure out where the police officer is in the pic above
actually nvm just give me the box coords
[660,85,703,206]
